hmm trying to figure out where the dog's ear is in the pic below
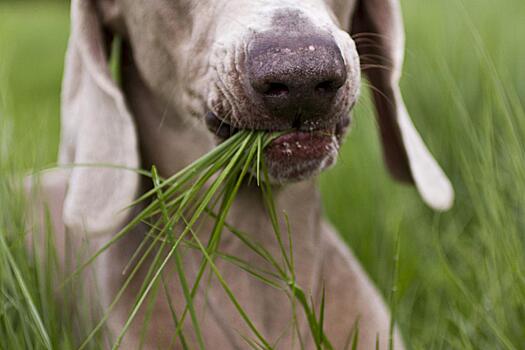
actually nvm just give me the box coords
[59,0,140,236]
[95,0,127,36]
[350,0,454,211]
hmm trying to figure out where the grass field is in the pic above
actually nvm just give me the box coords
[1,0,524,349]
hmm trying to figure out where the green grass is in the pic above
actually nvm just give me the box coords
[1,0,524,349]
[321,1,525,348]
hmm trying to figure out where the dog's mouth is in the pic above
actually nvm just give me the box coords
[205,112,350,182]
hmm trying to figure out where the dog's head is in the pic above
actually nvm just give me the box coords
[60,0,454,236]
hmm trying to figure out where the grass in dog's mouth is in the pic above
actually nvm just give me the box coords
[205,111,348,142]
[67,129,336,350]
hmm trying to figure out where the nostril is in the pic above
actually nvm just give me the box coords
[315,79,344,94]
[263,83,289,97]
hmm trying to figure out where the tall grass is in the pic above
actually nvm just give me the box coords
[321,0,525,348]
[0,111,107,349]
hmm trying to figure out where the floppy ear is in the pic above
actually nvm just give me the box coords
[350,0,454,211]
[59,0,140,236]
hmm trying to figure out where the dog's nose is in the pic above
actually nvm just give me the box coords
[247,33,347,125]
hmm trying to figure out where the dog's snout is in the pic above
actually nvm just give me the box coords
[247,33,347,124]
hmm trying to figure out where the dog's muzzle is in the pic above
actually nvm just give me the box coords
[206,29,354,182]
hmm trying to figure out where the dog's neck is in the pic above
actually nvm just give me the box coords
[120,48,323,262]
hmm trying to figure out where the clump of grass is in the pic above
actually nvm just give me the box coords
[64,130,336,349]
[0,176,109,350]
[0,112,106,349]
[0,176,52,350]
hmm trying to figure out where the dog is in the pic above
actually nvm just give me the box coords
[26,0,454,348]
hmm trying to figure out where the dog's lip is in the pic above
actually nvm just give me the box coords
[205,111,349,141]
[264,129,340,181]
[265,129,337,162]
[205,111,239,139]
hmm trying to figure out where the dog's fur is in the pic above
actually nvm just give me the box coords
[26,0,454,348]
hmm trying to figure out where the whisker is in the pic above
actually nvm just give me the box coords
[360,64,395,73]
[351,32,393,40]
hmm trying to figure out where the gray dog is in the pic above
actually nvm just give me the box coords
[27,0,454,348]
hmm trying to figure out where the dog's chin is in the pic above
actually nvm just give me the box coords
[264,130,339,183]
[205,112,350,184]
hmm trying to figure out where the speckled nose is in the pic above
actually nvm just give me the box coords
[247,32,347,126]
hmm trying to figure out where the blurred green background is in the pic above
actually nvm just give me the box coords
[1,0,524,349]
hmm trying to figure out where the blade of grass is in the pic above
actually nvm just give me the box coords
[152,166,205,350]
[161,274,190,350]
[388,229,401,350]
[0,231,51,349]
[185,226,272,349]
